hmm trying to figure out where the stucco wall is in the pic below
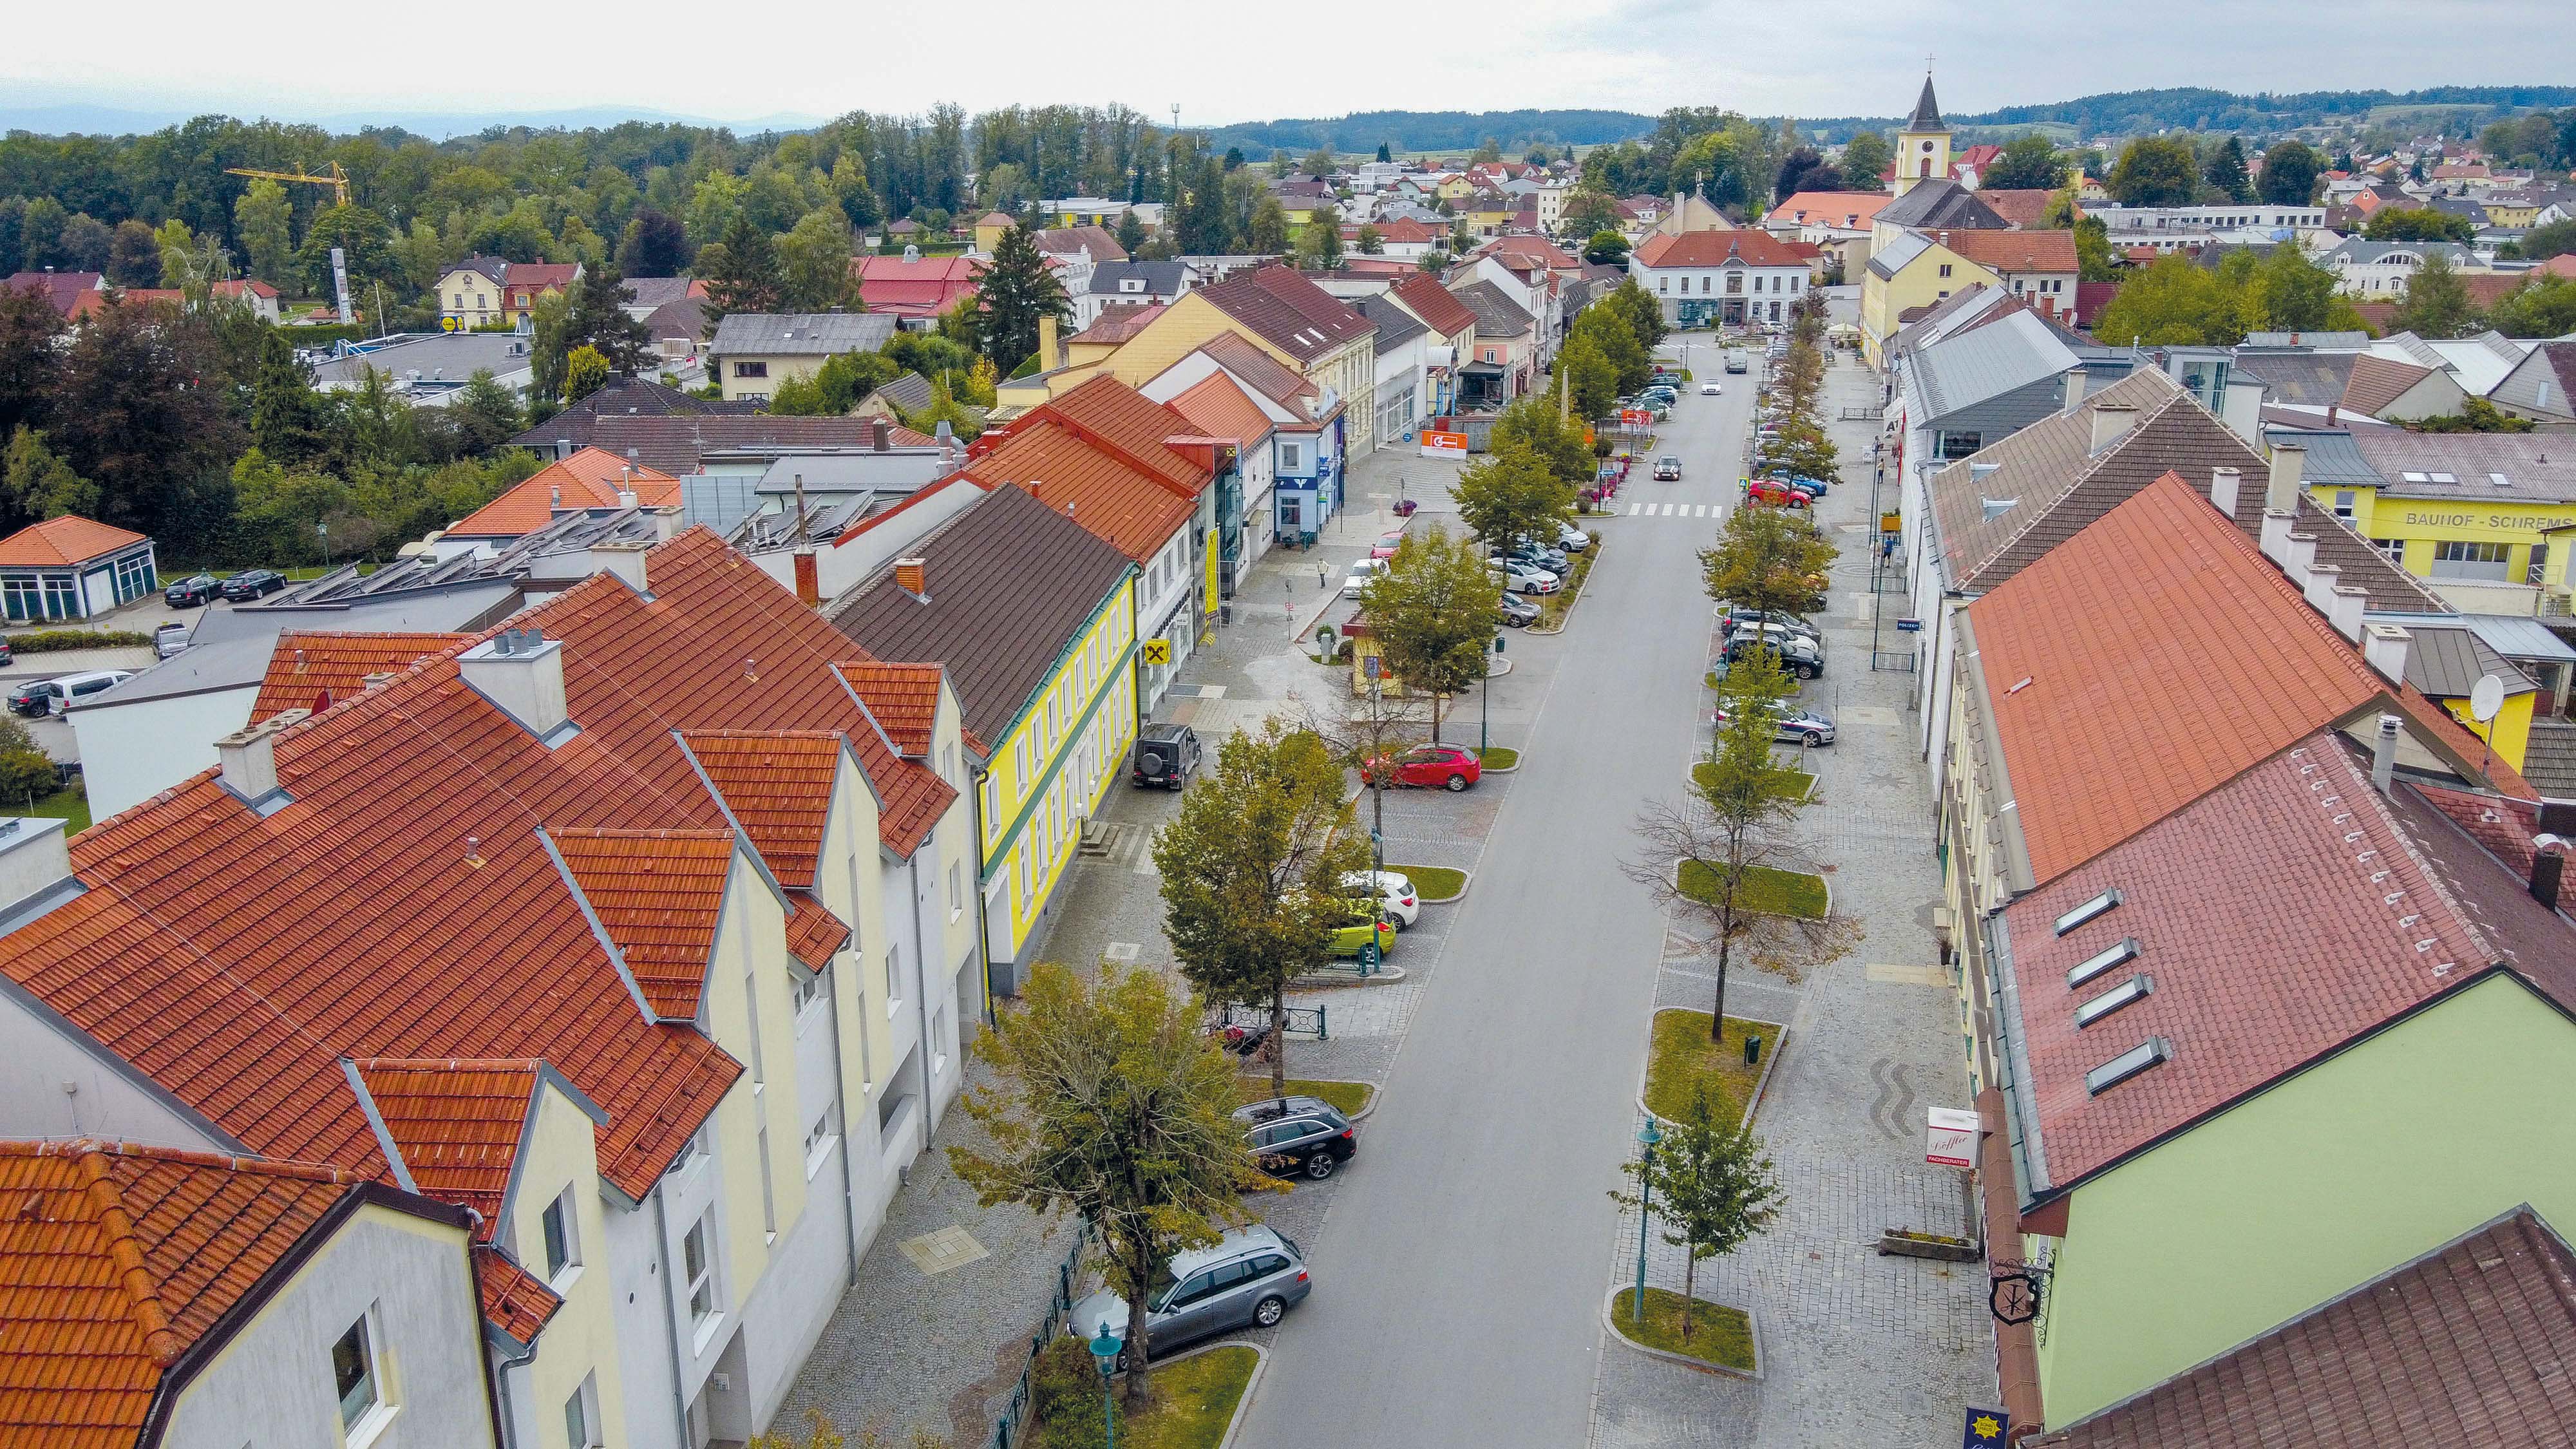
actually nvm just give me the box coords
[71,684,259,822]
[0,981,223,1148]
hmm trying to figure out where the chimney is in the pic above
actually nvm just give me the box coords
[2302,564,2344,616]
[2371,712,2401,793]
[652,506,683,542]
[2088,404,2138,453]
[2533,835,2570,913]
[214,709,308,808]
[0,817,77,925]
[2060,368,2089,415]
[794,551,820,608]
[616,488,638,508]
[459,629,574,743]
[1938,229,1951,247]
[871,417,891,451]
[2260,507,2296,564]
[2284,533,2319,584]
[587,538,651,594]
[2266,442,2307,513]
[2363,622,2412,685]
[549,482,563,509]
[1038,314,1059,371]
[2192,471,2239,526]
[893,556,928,598]
[2328,585,2369,643]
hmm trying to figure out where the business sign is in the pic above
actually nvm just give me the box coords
[1962,1408,2011,1446]
[1419,429,1468,457]
[1140,638,1172,667]
[1619,409,1655,428]
[1926,1106,1979,1169]
[1897,617,1923,633]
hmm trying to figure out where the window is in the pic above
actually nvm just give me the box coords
[757,1126,777,1237]
[885,945,902,1011]
[743,969,765,1088]
[1280,440,1305,473]
[2373,537,2405,562]
[734,361,768,378]
[804,1105,839,1179]
[949,862,964,920]
[541,1189,579,1282]
[793,965,828,1016]
[683,1217,717,1325]
[564,1376,601,1449]
[2332,490,2356,519]
[1937,263,1953,278]
[332,1313,381,1431]
[2432,539,2510,580]
[1657,276,1667,293]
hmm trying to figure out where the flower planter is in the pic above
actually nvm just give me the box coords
[1876,1230,1980,1262]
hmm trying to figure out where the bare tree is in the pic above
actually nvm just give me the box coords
[1291,679,1432,880]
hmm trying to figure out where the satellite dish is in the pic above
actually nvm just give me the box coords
[2470,673,2508,724]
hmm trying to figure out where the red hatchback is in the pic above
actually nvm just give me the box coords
[1361,744,1482,791]
[1743,478,1812,509]
[1371,531,1407,560]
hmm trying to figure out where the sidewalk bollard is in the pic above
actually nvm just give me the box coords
[1744,1034,1763,1066]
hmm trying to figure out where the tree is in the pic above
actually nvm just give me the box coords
[2107,137,2199,207]
[2391,252,2476,339]
[106,219,162,288]
[1584,231,1631,268]
[1115,208,1149,254]
[1293,204,1344,270]
[61,213,113,272]
[1754,414,1839,486]
[2093,252,2244,346]
[947,963,1261,1408]
[2201,135,2253,203]
[1473,137,1504,164]
[1152,722,1371,1097]
[1454,439,1577,554]
[447,371,526,455]
[1354,224,1385,256]
[2486,275,2576,339]
[778,209,864,312]
[1608,1081,1782,1341]
[1247,196,1291,255]
[2,426,99,524]
[0,287,64,442]
[16,198,68,272]
[1358,526,1505,743]
[2072,214,2119,282]
[616,206,691,276]
[1562,190,1623,240]
[1602,277,1668,352]
[1376,142,1393,164]
[696,211,787,321]
[1574,304,1651,393]
[974,220,1072,374]
[234,179,296,288]
[1982,134,2067,191]
[1837,131,1892,190]
[250,328,330,464]
[2364,207,2476,243]
[1555,330,1622,422]
[1488,396,1594,488]
[2258,141,2324,205]
[2523,220,2576,263]
[48,299,242,551]
[1773,147,1840,201]
[2407,397,2537,434]
[296,204,402,313]
[562,345,611,402]
[2241,246,2345,332]
[1302,147,1336,178]
[564,265,654,375]
[1701,502,1832,627]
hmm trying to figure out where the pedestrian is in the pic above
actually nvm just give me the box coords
[1318,564,1328,591]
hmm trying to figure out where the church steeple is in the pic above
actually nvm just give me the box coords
[1908,73,1943,132]
[1893,68,1953,196]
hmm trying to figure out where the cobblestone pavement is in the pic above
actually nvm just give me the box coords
[1589,334,1996,1448]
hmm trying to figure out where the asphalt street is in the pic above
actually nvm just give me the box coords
[1233,360,1759,1448]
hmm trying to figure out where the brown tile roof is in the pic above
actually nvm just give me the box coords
[828,485,1131,750]
[1196,264,1375,365]
[1939,228,2079,274]
[782,892,851,972]
[1630,229,1812,269]
[252,632,475,718]
[447,446,683,538]
[0,1140,379,1446]
[1166,371,1274,448]
[1976,189,2060,227]
[574,415,938,478]
[1191,333,1321,415]
[1033,225,1127,263]
[677,730,842,887]
[548,828,735,1019]
[2340,354,2438,416]
[0,530,956,1213]
[835,661,943,757]
[2031,1209,2576,1447]
[1068,303,1165,345]
[1965,474,2497,886]
[473,1242,562,1347]
[502,378,760,452]
[350,1057,544,1227]
[1387,271,1478,339]
[1766,191,1891,228]
[0,515,148,567]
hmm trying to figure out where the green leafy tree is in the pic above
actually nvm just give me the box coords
[250,328,330,464]
[1584,231,1631,267]
[2108,137,2200,207]
[234,180,296,289]
[562,345,611,403]
[973,220,1072,374]
[58,213,111,272]
[778,208,863,312]
[564,265,654,375]
[2072,214,2119,282]
[1608,1081,1783,1340]
[0,748,57,810]
[2364,208,2476,243]
[447,371,525,455]
[616,206,692,276]
[3,426,99,523]
[1574,305,1651,393]
[1754,415,1838,485]
[1473,137,1504,164]
[947,963,1261,1408]
[1114,209,1149,254]
[1454,439,1577,554]
[1701,502,1832,627]
[1302,147,1337,178]
[2523,220,2576,263]
[2486,275,2576,339]
[1354,224,1385,255]
[1152,722,1372,1097]
[1837,130,1892,189]
[2201,135,2253,203]
[1247,196,1292,255]
[1358,525,1506,742]
[2258,141,2324,205]
[47,299,242,551]
[1981,134,2067,191]
[1562,189,1623,240]
[1488,396,1594,488]
[528,289,575,402]
[2390,251,2476,339]
[1293,204,1345,270]
[1555,330,1622,421]
[1603,276,1669,351]
[2407,397,2537,434]
[696,211,788,322]
[296,204,402,314]
[2240,247,2344,332]
[2093,252,2244,346]
[105,219,161,288]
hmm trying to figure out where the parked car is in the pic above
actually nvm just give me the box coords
[41,669,134,714]
[1638,388,1678,407]
[1652,457,1683,481]
[1068,1226,1313,1365]
[1495,592,1540,627]
[0,638,11,667]
[1725,625,1824,679]
[1712,700,1838,747]
[1236,1100,1358,1181]
[1488,559,1559,595]
[1340,868,1421,929]
[1743,478,1812,509]
[1342,558,1388,599]
[220,569,287,602]
[1361,743,1482,791]
[1325,905,1397,959]
[153,622,191,660]
[1700,382,1723,395]
[1714,604,1818,641]
[1493,542,1568,574]
[1370,531,1407,561]
[1132,723,1202,790]
[163,574,223,607]
[1551,521,1592,553]
[6,680,51,717]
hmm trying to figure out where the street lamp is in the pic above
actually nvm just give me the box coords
[1480,635,1504,755]
[1633,1117,1663,1324]
[1088,1324,1124,1448]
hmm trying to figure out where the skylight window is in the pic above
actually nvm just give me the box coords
[2401,471,2430,482]
[2053,889,2122,936]
[2491,472,2513,487]
[2085,1037,2171,1095]
[2074,974,2154,1028]
[2431,471,2458,483]
[2065,938,2141,990]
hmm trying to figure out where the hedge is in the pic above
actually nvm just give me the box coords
[1,629,154,653]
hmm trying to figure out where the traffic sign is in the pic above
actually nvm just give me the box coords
[1140,638,1171,667]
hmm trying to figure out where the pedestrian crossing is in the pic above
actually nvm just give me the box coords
[1622,501,1728,518]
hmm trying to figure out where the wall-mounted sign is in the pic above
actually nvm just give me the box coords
[1419,430,1468,457]
[1927,1106,1979,1169]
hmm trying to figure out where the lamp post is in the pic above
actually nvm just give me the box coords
[1633,1117,1663,1324]
[1088,1324,1124,1448]
[1480,634,1504,755]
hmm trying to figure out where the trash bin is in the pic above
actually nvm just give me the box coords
[1743,1035,1763,1066]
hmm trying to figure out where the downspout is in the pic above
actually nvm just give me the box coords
[828,958,863,1287]
[968,764,998,1025]
[910,851,937,1142]
[652,1186,690,1446]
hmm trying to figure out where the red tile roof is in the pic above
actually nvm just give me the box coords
[252,632,474,718]
[549,828,736,1019]
[1976,188,2060,227]
[0,529,956,1212]
[473,1243,562,1347]
[1940,228,2079,274]
[835,661,943,757]
[0,1140,379,1447]
[0,515,148,567]
[1387,271,1479,339]
[1966,473,2503,886]
[783,893,851,971]
[1631,229,1811,269]
[1,270,104,316]
[855,253,983,319]
[350,1057,542,1227]
[1191,333,1322,417]
[1195,264,1375,364]
[1768,191,1891,229]
[447,446,683,539]
[1166,372,1274,448]
[1068,303,1165,345]
[962,375,1210,562]
[678,730,842,887]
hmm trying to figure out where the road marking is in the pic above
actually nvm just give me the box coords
[1694,504,1709,517]
[1103,942,1141,963]
[1629,501,1644,516]
[1866,963,1950,987]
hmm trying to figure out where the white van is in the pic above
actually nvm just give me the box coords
[1725,350,1750,374]
[46,670,134,715]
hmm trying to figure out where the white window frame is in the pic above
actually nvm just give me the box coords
[564,1374,603,1449]
[332,1307,393,1444]
[804,1104,840,1179]
[683,1217,720,1334]
[540,1188,580,1287]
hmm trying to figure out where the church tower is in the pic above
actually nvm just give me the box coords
[1892,71,1951,196]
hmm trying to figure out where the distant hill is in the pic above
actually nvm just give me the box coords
[1795,84,2576,142]
[1197,110,1655,157]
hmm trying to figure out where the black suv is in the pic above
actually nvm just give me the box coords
[220,569,287,602]
[6,680,48,717]
[1132,723,1201,790]
[1233,1097,1358,1181]
[164,574,223,607]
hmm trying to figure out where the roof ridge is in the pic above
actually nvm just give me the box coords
[354,1056,542,1071]
[71,1148,187,1367]
[1954,378,2195,583]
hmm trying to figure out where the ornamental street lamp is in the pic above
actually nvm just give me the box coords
[1633,1117,1663,1324]
[1088,1324,1124,1448]
[1480,634,1504,755]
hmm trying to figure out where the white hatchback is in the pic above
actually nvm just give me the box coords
[1341,869,1421,929]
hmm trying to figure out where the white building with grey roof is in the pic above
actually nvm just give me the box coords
[706,312,901,404]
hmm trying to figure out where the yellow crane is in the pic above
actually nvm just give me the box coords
[223,162,351,207]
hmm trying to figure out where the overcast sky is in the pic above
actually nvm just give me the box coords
[6,0,2570,132]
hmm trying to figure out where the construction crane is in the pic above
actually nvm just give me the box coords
[223,162,351,208]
